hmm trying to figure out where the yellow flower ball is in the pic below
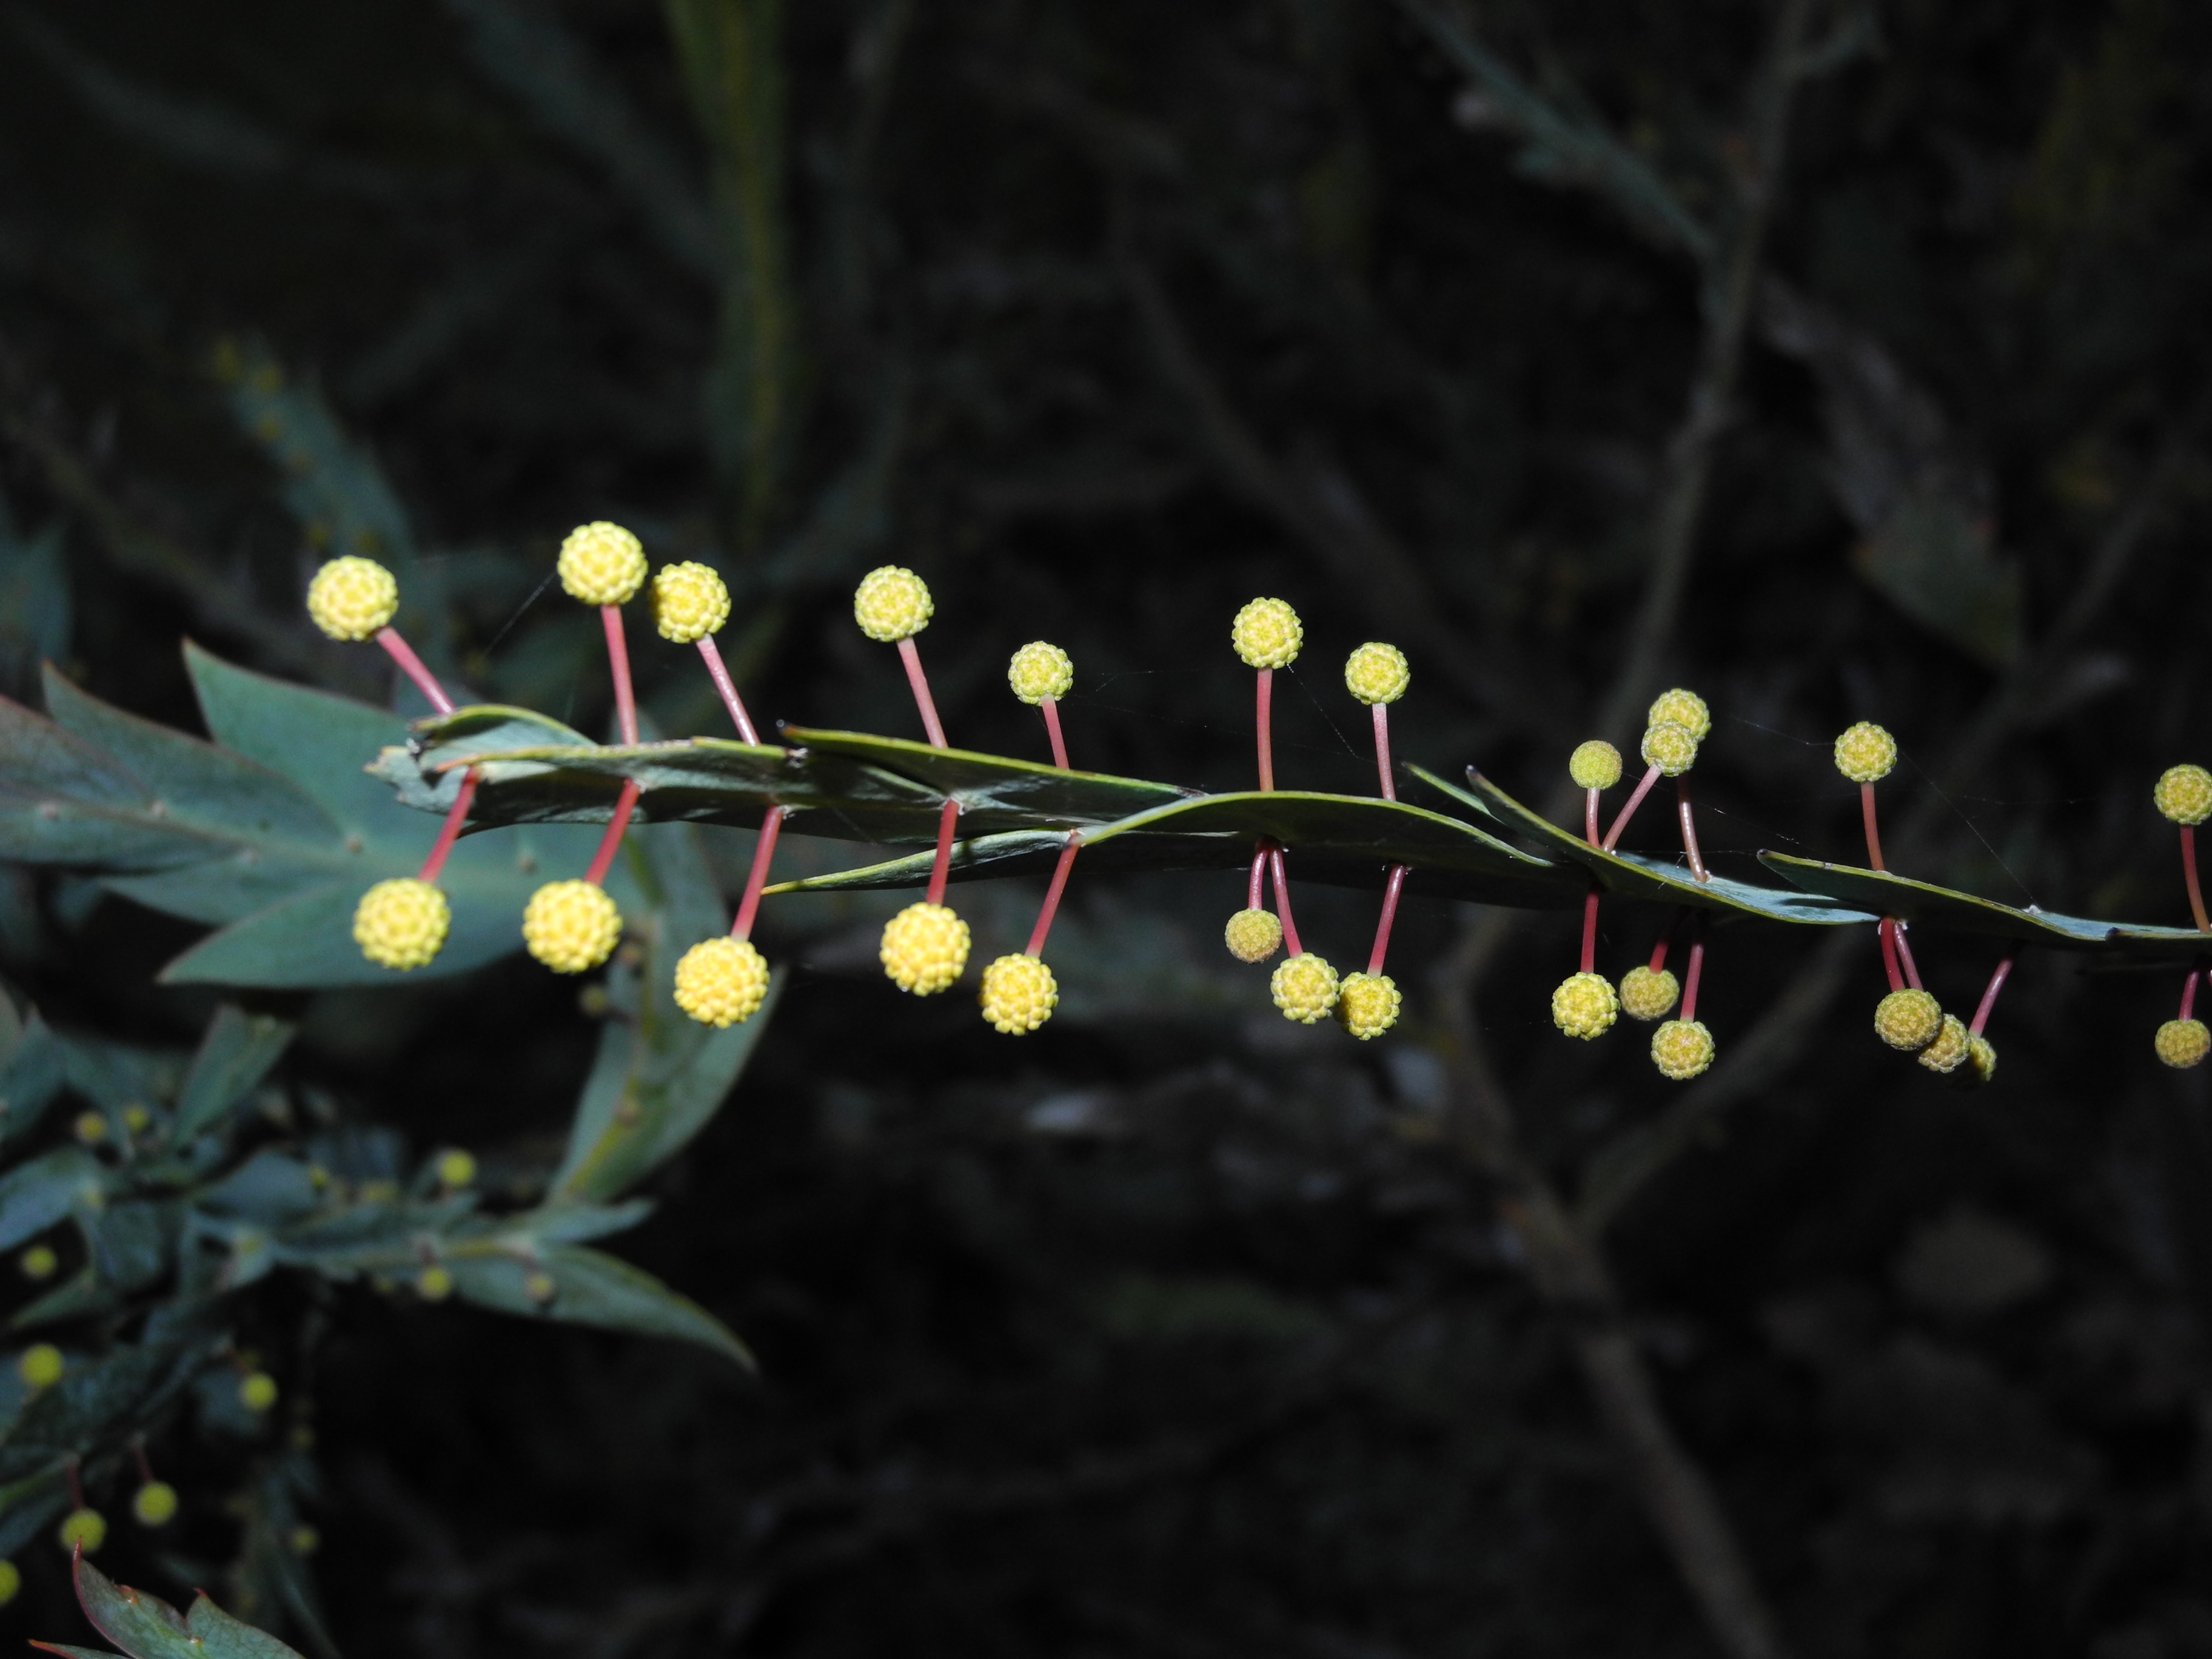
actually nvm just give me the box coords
[1917,1014,1971,1074]
[1271,953,1340,1023]
[1569,740,1623,791]
[1552,971,1619,1040]
[651,561,731,643]
[1618,965,1680,1022]
[436,1149,476,1190]
[525,1270,558,1304]
[2157,1018,2211,1070]
[1874,988,1943,1052]
[73,1111,106,1145]
[122,1105,150,1136]
[1232,597,1302,670]
[2155,764,2212,826]
[1640,721,1700,778]
[1224,908,1283,964]
[880,902,970,994]
[1651,1019,1716,1081]
[417,1265,454,1301]
[56,1509,104,1557]
[674,936,771,1027]
[1957,1034,1998,1089]
[131,1482,178,1528]
[1343,642,1409,706]
[304,556,398,642]
[980,954,1059,1034]
[557,521,648,606]
[1833,721,1898,785]
[18,1344,62,1391]
[354,877,451,971]
[522,880,623,974]
[239,1371,279,1413]
[1008,642,1074,705]
[1335,972,1401,1039]
[0,1560,18,1604]
[854,565,933,642]
[19,1245,56,1281]
[1647,688,1711,741]
[290,1526,320,1555]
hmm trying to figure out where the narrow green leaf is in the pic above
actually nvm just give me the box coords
[1423,766,1878,925]
[29,1643,118,1659]
[72,1553,203,1659]
[444,1241,752,1365]
[11,1267,119,1330]
[776,725,1197,824]
[0,1467,70,1557]
[0,1016,67,1143]
[0,1148,100,1253]
[1757,851,2180,951]
[185,1592,310,1659]
[0,1339,215,1484]
[173,1006,296,1140]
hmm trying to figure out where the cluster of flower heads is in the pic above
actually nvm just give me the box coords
[308,545,2212,1068]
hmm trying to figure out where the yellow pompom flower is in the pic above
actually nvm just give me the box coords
[19,1245,56,1281]
[1917,1014,1971,1074]
[2155,764,2212,826]
[0,1560,18,1604]
[1618,965,1680,1022]
[980,954,1059,1033]
[880,902,970,994]
[1963,1035,1998,1086]
[1008,642,1074,704]
[1569,740,1623,791]
[2157,1018,2211,1069]
[1271,953,1340,1022]
[436,1150,476,1189]
[525,1270,558,1304]
[1224,908,1283,964]
[1552,971,1619,1039]
[18,1344,62,1391]
[651,561,731,643]
[305,556,399,642]
[131,1482,178,1527]
[1647,688,1711,741]
[239,1371,279,1413]
[1874,988,1943,1051]
[1834,722,1898,785]
[854,565,933,642]
[73,1111,106,1145]
[1652,1019,1716,1081]
[1335,972,1401,1039]
[522,880,623,974]
[56,1509,104,1556]
[1640,721,1700,778]
[354,878,451,971]
[417,1265,454,1301]
[557,521,648,606]
[1343,642,1410,705]
[1232,598,1302,670]
[674,937,772,1027]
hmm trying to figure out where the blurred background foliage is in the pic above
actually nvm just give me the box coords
[2,0,2212,1655]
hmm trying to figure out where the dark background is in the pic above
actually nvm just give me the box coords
[4,1,2212,1654]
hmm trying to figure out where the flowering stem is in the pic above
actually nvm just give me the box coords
[65,1456,83,1509]
[2184,826,2210,934]
[1893,921,1924,992]
[1860,782,1886,872]
[898,636,948,749]
[924,797,962,907]
[1040,698,1070,771]
[1877,917,1904,994]
[1969,951,2016,1036]
[730,806,785,942]
[1256,669,1276,791]
[2184,965,2203,1024]
[130,1437,155,1485]
[416,768,481,884]
[1248,844,1268,910]
[697,636,760,745]
[601,606,638,746]
[583,779,641,886]
[1675,778,1709,883]
[1648,913,1680,976]
[375,628,454,714]
[1680,917,1707,1023]
[1368,863,1407,976]
[1580,886,1601,975]
[1267,844,1304,957]
[1371,703,1395,800]
[1027,833,1082,957]
[1585,788,1601,847]
[1601,764,1663,852]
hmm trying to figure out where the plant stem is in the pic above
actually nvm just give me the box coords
[1969,953,2014,1036]
[924,797,962,907]
[1681,920,1706,1022]
[1371,703,1395,800]
[2182,966,2202,1024]
[1256,668,1275,791]
[1248,844,1268,910]
[2184,826,2210,934]
[602,606,638,745]
[1893,922,1923,992]
[417,769,480,885]
[1580,888,1601,975]
[731,806,785,941]
[1602,764,1663,852]
[1877,917,1903,994]
[1860,782,1885,871]
[376,628,454,714]
[1266,845,1303,957]
[1675,778,1708,883]
[583,779,641,886]
[1369,863,1406,976]
[1586,788,1602,847]
[697,635,761,744]
[897,636,948,748]
[1027,833,1082,957]
[1041,699,1070,771]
